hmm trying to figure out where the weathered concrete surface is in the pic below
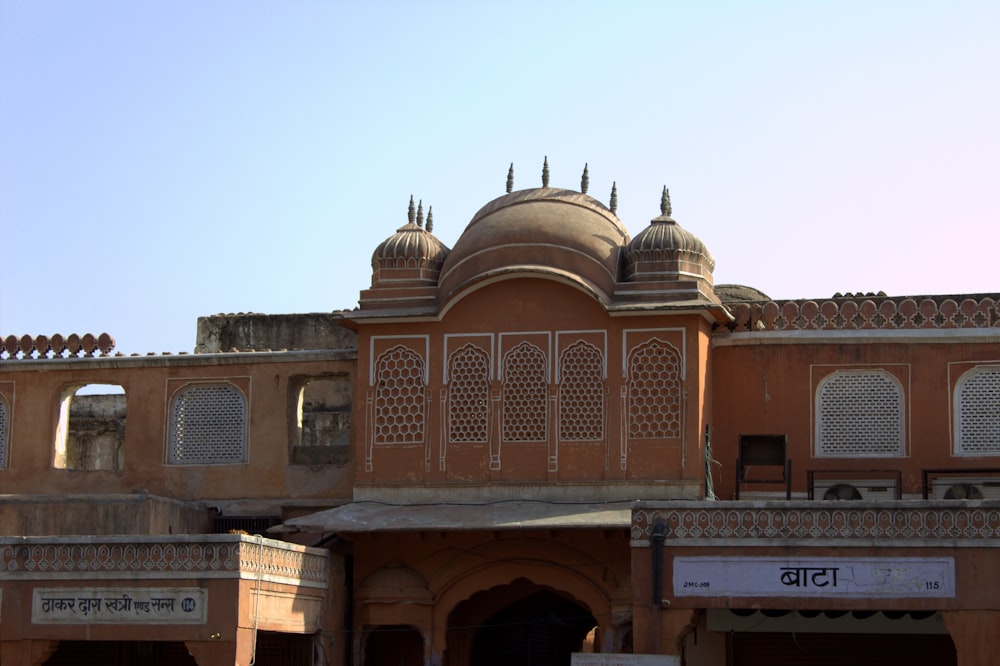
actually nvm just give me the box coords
[0,494,210,536]
[195,312,357,353]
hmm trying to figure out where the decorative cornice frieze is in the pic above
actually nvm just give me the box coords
[631,501,1000,547]
[0,535,328,588]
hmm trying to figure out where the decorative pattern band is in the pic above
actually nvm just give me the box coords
[0,537,328,587]
[632,503,1000,546]
[722,297,1000,333]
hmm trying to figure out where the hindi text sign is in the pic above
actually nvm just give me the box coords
[672,557,955,598]
[32,587,207,624]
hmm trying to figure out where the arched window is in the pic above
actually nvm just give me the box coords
[55,384,127,471]
[168,383,247,464]
[954,366,1000,455]
[448,344,490,443]
[558,341,604,441]
[627,340,681,439]
[502,342,547,442]
[292,376,351,464]
[815,370,904,457]
[373,345,425,445]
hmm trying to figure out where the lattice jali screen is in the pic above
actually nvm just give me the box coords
[955,366,1000,454]
[168,384,247,464]
[448,344,490,443]
[627,340,681,439]
[502,342,547,442]
[0,394,8,468]
[373,345,425,444]
[816,370,904,456]
[559,341,604,441]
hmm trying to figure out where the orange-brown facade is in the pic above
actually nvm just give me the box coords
[2,166,1000,665]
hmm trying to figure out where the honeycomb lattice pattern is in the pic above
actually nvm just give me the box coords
[628,340,681,439]
[448,344,490,443]
[373,345,425,444]
[559,341,604,441]
[0,395,8,468]
[502,342,547,442]
[168,384,247,464]
[956,367,1000,454]
[816,371,904,456]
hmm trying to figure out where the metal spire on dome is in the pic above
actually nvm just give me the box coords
[416,200,425,228]
[426,206,434,232]
[660,186,673,218]
[542,156,550,187]
[610,182,618,215]
[506,163,514,193]
[581,164,589,193]
[407,195,416,225]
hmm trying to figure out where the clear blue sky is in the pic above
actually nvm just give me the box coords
[2,1,998,354]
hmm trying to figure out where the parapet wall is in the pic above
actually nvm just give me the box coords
[195,312,358,353]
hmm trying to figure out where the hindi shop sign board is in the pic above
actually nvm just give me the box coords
[572,655,680,666]
[673,556,955,599]
[32,587,207,624]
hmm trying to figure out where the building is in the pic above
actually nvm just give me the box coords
[2,161,999,665]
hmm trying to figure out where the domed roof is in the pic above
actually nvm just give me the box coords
[624,188,715,280]
[371,198,450,287]
[437,183,630,303]
[715,283,771,303]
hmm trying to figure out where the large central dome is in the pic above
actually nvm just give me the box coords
[437,187,631,303]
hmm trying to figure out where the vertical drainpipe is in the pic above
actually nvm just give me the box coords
[651,519,666,652]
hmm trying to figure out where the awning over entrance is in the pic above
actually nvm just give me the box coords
[278,500,634,533]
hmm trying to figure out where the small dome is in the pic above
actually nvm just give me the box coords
[624,188,715,281]
[371,198,450,287]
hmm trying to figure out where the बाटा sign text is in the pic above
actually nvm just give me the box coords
[672,556,955,598]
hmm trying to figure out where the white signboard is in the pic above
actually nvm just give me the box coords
[673,556,955,598]
[32,587,207,624]
[572,655,680,666]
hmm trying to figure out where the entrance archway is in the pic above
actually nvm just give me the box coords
[445,578,597,666]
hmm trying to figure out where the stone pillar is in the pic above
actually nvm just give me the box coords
[943,610,1000,666]
[633,605,694,657]
[660,607,699,658]
[0,640,58,666]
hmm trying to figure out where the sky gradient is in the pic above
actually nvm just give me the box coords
[2,1,998,354]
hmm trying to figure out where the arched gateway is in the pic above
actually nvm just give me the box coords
[447,579,598,666]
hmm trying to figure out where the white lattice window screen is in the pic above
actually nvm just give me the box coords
[628,340,681,439]
[502,342,547,442]
[168,384,247,464]
[956,367,1000,454]
[559,341,604,441]
[448,345,490,443]
[373,345,426,444]
[816,371,904,456]
[0,395,8,468]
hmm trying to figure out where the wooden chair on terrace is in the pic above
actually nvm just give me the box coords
[735,434,791,500]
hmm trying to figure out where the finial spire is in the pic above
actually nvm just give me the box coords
[506,163,514,193]
[610,182,618,215]
[660,186,672,217]
[542,156,550,187]
[407,195,416,225]
[581,163,589,193]
[426,206,434,232]
[416,200,425,228]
